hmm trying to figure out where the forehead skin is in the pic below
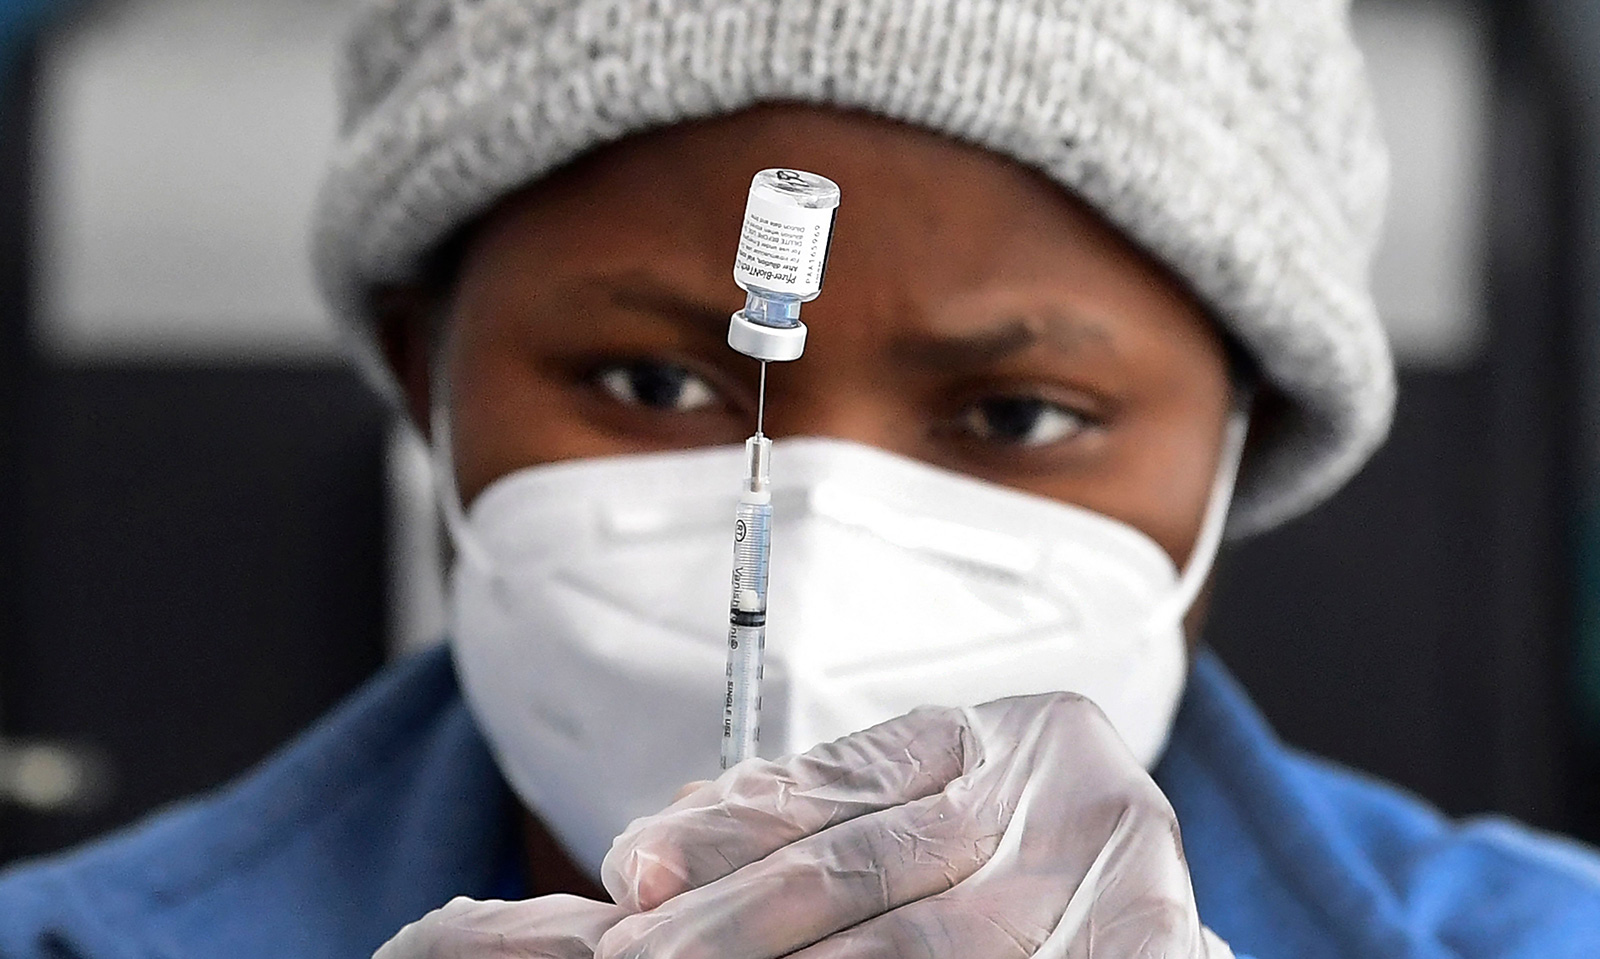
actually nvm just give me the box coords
[435,105,1233,569]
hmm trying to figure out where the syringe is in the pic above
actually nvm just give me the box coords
[721,168,841,770]
[723,432,772,769]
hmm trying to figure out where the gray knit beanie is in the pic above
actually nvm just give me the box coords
[313,0,1393,536]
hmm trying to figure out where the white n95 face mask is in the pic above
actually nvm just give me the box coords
[439,413,1248,879]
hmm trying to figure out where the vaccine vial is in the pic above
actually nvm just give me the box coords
[728,169,841,362]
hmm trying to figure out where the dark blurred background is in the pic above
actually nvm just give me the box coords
[2,0,1599,865]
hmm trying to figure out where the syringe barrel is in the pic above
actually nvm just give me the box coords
[722,492,772,769]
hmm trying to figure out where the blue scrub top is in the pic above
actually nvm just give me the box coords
[1,646,1597,959]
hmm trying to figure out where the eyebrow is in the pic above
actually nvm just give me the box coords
[602,277,733,338]
[892,310,1114,372]
[595,276,1115,370]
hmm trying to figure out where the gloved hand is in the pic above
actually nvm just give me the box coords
[597,692,1235,959]
[371,692,1234,959]
[373,894,627,959]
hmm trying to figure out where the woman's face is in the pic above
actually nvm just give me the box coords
[386,105,1235,570]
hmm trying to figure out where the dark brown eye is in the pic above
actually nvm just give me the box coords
[959,396,1088,448]
[593,361,719,412]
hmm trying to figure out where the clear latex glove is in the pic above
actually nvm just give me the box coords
[373,895,627,959]
[598,692,1235,959]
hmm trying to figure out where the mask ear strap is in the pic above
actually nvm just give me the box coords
[1153,399,1253,625]
[429,358,494,572]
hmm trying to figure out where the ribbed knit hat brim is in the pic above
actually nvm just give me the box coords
[314,0,1394,536]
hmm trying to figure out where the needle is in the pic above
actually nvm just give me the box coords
[756,361,768,437]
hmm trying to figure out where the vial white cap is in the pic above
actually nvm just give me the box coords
[728,311,807,362]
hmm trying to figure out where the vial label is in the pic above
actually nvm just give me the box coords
[734,191,836,298]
